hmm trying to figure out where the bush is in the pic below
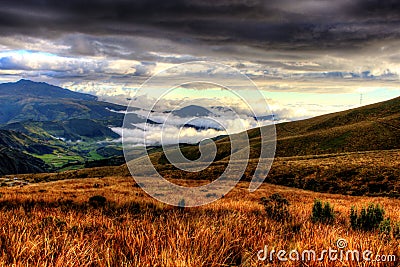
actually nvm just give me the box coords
[379,218,391,236]
[311,199,335,224]
[260,193,290,222]
[88,195,107,207]
[350,204,385,231]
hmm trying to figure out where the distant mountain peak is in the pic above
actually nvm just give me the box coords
[17,79,40,84]
[0,79,97,101]
[16,79,58,88]
[16,79,31,83]
[171,105,212,117]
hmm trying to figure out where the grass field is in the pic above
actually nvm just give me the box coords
[148,149,400,198]
[0,174,398,266]
[34,153,85,168]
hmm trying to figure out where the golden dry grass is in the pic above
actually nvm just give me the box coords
[0,176,398,266]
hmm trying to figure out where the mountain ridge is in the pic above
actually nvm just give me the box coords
[0,79,97,101]
[0,79,128,125]
[154,95,400,165]
[0,80,129,174]
[1,79,399,177]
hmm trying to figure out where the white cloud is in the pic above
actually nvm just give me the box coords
[113,124,225,145]
[112,108,270,145]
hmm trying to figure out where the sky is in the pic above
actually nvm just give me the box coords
[1,0,400,122]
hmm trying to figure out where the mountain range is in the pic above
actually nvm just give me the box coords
[0,79,399,177]
[0,79,128,124]
[0,80,133,173]
[0,80,228,174]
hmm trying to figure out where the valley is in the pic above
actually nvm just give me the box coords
[0,79,399,200]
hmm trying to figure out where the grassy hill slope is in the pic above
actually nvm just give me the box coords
[143,96,400,196]
[156,96,400,164]
[2,119,120,141]
[0,130,49,174]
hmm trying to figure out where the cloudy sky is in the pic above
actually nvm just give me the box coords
[1,0,400,121]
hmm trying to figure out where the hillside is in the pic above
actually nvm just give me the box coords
[245,95,400,158]
[0,79,129,125]
[0,130,49,174]
[11,149,399,197]
[2,119,120,141]
[0,146,48,175]
[0,125,123,173]
[271,96,400,156]
[156,96,400,164]
[0,80,133,174]
[0,130,55,155]
[146,96,400,196]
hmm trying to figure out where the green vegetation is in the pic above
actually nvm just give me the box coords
[350,203,385,231]
[32,142,121,170]
[34,153,84,169]
[379,218,392,235]
[87,150,105,161]
[0,118,123,174]
[311,199,335,224]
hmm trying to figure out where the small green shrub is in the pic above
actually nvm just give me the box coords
[350,204,385,231]
[379,218,392,236]
[260,193,290,222]
[350,206,358,228]
[311,199,335,224]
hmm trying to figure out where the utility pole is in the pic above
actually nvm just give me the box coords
[360,93,363,106]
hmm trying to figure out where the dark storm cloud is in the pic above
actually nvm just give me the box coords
[0,0,400,50]
[348,0,400,18]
